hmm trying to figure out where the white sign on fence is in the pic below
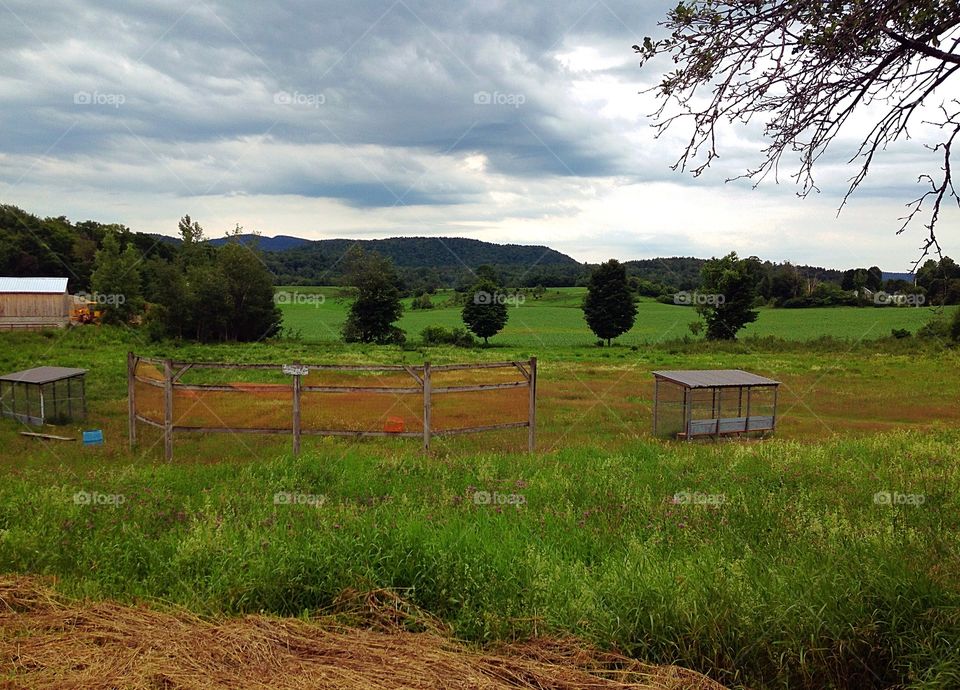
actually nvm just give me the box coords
[282,364,309,376]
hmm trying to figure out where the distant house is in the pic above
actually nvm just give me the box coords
[0,277,71,330]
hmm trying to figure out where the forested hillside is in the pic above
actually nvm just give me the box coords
[4,203,957,304]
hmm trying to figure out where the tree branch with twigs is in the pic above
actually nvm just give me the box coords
[635,0,960,269]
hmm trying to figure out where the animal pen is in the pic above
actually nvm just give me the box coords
[0,366,88,425]
[128,353,537,460]
[652,369,779,440]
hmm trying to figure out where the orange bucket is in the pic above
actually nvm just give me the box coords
[383,416,406,433]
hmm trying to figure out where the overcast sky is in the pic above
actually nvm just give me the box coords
[1,0,957,270]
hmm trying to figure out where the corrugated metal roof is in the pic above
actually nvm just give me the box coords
[0,277,69,293]
[652,369,779,388]
[0,366,87,384]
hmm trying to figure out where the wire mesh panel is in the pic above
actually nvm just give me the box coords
[132,360,164,425]
[653,379,686,437]
[301,368,423,435]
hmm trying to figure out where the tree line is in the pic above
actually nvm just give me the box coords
[87,215,281,341]
[5,203,959,307]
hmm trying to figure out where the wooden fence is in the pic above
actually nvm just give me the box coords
[128,353,536,460]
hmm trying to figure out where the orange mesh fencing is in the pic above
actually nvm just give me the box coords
[130,355,536,458]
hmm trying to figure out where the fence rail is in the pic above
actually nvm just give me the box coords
[128,353,536,460]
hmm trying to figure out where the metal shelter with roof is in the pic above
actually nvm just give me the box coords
[0,366,88,425]
[0,277,71,330]
[652,369,780,440]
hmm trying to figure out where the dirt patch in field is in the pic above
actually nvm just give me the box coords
[0,576,725,690]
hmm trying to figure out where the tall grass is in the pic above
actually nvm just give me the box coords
[1,431,958,688]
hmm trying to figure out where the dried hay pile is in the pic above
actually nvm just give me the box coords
[0,576,727,690]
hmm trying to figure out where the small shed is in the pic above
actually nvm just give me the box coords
[0,277,71,330]
[0,366,88,425]
[652,369,779,440]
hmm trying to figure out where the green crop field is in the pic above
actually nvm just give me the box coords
[276,286,954,346]
[1,323,959,689]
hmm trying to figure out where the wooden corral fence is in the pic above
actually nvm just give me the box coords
[128,353,537,460]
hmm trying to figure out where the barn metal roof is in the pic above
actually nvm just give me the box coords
[652,369,779,388]
[0,277,69,293]
[0,366,88,384]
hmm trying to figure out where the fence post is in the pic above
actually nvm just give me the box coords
[292,370,302,456]
[422,362,431,452]
[127,352,136,450]
[163,359,173,461]
[528,357,537,452]
[652,375,659,436]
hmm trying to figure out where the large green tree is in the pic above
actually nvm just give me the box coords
[146,218,281,342]
[219,226,282,341]
[582,259,637,346]
[637,1,960,265]
[341,247,405,344]
[697,253,760,340]
[462,279,508,345]
[90,230,143,324]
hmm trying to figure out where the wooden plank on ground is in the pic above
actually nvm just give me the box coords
[20,432,75,441]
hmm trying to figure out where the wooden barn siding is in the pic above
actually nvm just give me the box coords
[0,292,70,328]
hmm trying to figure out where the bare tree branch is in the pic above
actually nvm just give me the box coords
[636,0,960,264]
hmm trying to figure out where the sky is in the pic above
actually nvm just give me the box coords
[1,0,957,270]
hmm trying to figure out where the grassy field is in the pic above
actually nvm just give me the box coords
[277,286,955,345]
[1,324,960,689]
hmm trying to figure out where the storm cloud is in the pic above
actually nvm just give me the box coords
[0,0,954,268]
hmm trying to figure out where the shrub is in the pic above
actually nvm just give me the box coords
[420,325,476,347]
[917,315,951,340]
[890,328,911,339]
[411,293,434,310]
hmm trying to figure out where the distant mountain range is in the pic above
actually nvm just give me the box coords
[143,233,583,288]
[142,233,855,290]
[208,234,311,252]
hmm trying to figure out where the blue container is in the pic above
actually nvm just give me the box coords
[82,429,104,445]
